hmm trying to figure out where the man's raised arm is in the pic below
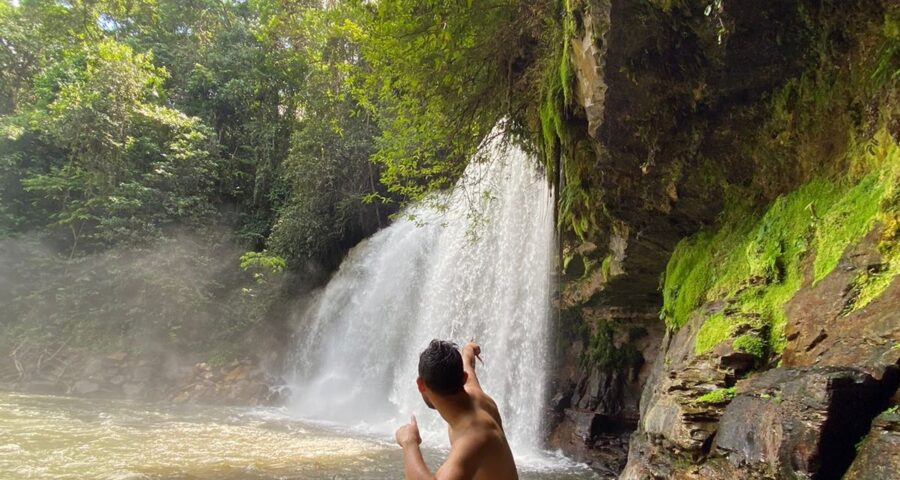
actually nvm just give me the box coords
[462,341,482,390]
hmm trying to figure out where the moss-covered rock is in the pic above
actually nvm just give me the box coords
[551,0,900,476]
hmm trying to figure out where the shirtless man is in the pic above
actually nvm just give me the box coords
[394,339,519,480]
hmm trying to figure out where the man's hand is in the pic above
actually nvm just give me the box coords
[395,415,422,449]
[463,341,482,366]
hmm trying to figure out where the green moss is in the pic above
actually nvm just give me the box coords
[664,196,805,347]
[696,387,736,404]
[557,307,589,352]
[668,132,899,355]
[661,1,899,348]
[539,81,564,179]
[583,320,643,370]
[732,334,767,358]
[663,230,718,330]
[559,0,576,105]
[813,171,890,283]
[847,137,900,309]
[694,312,732,355]
[600,254,612,280]
[851,202,900,309]
[872,8,900,85]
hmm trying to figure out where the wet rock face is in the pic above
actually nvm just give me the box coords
[570,0,611,136]
[783,229,900,379]
[844,410,900,479]
[714,367,891,479]
[617,220,899,479]
[551,2,830,466]
[558,0,819,314]
[624,353,898,480]
[547,306,664,477]
[555,0,899,478]
[620,254,899,480]
[637,313,742,455]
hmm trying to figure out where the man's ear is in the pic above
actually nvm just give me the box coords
[461,371,468,385]
[416,377,427,393]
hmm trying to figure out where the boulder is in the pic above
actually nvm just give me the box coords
[714,367,886,480]
[844,410,900,480]
[784,231,900,379]
[567,410,604,442]
[636,314,732,453]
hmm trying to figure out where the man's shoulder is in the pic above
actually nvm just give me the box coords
[465,386,497,408]
[467,389,502,426]
[451,420,504,457]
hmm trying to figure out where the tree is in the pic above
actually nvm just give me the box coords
[4,39,218,251]
[262,3,394,267]
[347,0,555,203]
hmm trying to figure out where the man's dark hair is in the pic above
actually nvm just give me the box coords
[418,339,465,395]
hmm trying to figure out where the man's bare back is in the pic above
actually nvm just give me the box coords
[395,340,519,480]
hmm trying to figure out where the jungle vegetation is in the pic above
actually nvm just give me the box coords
[0,0,560,357]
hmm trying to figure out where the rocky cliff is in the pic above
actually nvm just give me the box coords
[546,0,899,478]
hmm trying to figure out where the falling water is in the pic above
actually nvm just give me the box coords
[288,129,556,460]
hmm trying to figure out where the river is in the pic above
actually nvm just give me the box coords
[0,392,597,479]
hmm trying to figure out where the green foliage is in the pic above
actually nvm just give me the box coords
[600,254,612,280]
[261,4,393,267]
[240,250,286,275]
[240,250,286,299]
[350,0,556,203]
[0,0,388,360]
[2,39,220,252]
[695,387,736,404]
[538,0,601,240]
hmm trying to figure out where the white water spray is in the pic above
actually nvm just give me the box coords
[288,130,556,460]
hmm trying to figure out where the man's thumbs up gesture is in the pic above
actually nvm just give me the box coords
[395,415,422,448]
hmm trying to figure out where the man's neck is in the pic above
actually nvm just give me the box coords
[432,391,474,429]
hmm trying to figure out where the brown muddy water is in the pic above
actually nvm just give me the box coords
[0,392,598,479]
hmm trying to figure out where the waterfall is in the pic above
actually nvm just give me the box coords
[287,129,556,459]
